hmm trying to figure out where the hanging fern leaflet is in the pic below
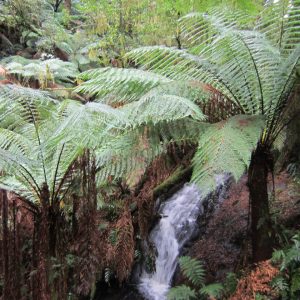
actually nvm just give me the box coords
[192,115,265,194]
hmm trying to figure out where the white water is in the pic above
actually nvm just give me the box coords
[138,178,228,300]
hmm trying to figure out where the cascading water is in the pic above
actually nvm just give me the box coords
[138,176,228,300]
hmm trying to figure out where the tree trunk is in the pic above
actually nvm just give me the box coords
[64,0,71,14]
[248,144,273,262]
[37,183,51,300]
[1,189,10,299]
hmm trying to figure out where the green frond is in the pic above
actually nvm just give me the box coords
[200,283,224,298]
[75,67,171,104]
[179,256,205,287]
[120,92,206,128]
[0,84,55,104]
[1,56,78,84]
[0,148,36,173]
[95,126,166,184]
[167,285,196,300]
[192,115,265,194]
[179,8,253,52]
[126,46,188,76]
[0,84,56,127]
[0,175,40,203]
[125,31,282,117]
[0,128,31,155]
[265,44,300,137]
[200,30,281,115]
[255,0,300,55]
[44,140,84,201]
[95,119,207,184]
[126,46,243,110]
[52,99,126,150]
[155,119,207,143]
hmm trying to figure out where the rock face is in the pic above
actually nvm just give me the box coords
[187,175,250,283]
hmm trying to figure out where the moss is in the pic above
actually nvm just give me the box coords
[152,166,193,200]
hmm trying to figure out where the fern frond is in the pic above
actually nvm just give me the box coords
[0,128,31,155]
[192,115,265,194]
[265,44,300,137]
[167,285,196,300]
[125,30,283,117]
[120,92,206,128]
[0,84,56,128]
[95,126,165,183]
[179,8,253,52]
[255,0,300,55]
[200,283,224,298]
[1,56,78,85]
[75,67,171,104]
[52,99,126,149]
[179,256,205,287]
[95,119,207,184]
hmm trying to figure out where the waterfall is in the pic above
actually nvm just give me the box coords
[137,176,228,300]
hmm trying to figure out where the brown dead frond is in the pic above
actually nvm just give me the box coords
[230,260,279,300]
[114,205,135,283]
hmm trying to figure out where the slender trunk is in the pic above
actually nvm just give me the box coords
[1,189,10,299]
[13,200,21,299]
[248,145,273,262]
[49,201,60,257]
[54,0,63,12]
[32,214,38,299]
[37,183,51,300]
[64,0,71,14]
[119,0,124,32]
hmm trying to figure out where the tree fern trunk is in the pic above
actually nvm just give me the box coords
[37,183,51,300]
[1,189,10,299]
[248,145,273,262]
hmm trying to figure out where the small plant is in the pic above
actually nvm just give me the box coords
[223,272,238,297]
[167,256,223,300]
[271,232,300,300]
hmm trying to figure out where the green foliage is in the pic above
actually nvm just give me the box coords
[255,0,300,55]
[272,233,300,299]
[88,4,300,193]
[0,84,124,203]
[0,0,71,52]
[200,283,224,298]
[1,56,78,86]
[76,67,171,104]
[223,272,238,296]
[168,256,223,300]
[167,285,196,300]
[192,115,265,193]
[179,256,205,286]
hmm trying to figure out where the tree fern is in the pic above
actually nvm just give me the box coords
[0,84,126,203]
